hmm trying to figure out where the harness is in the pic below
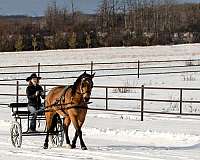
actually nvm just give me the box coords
[52,85,71,117]
[45,76,93,117]
[54,85,70,105]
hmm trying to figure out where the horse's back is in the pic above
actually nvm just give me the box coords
[46,86,65,106]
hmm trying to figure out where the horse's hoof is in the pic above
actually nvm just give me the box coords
[81,146,87,150]
[71,144,76,149]
[43,143,48,149]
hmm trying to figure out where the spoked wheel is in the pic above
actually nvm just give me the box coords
[50,117,64,147]
[10,121,22,148]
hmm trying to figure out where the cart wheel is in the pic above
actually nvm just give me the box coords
[50,118,64,147]
[10,121,22,148]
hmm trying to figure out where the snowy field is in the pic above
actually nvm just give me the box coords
[0,44,200,159]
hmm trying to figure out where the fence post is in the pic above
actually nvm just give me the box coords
[141,85,144,121]
[106,87,108,110]
[38,63,40,77]
[16,81,19,103]
[137,60,140,78]
[91,61,93,75]
[180,88,183,115]
[16,81,19,112]
[44,85,46,108]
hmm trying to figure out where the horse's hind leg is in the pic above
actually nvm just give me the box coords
[44,131,50,149]
[44,112,54,149]
[63,116,72,148]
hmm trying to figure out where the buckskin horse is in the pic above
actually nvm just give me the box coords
[44,72,94,150]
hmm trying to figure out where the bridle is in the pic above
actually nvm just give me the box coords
[77,77,93,95]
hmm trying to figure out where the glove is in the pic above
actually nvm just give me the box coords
[40,91,45,96]
[35,91,40,96]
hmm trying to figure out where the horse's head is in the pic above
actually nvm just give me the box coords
[75,71,95,102]
[80,71,95,102]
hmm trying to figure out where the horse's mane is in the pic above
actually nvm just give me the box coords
[71,72,92,96]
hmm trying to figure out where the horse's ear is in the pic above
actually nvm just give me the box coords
[91,72,95,78]
[84,71,87,74]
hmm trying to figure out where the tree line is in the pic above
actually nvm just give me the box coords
[0,0,200,52]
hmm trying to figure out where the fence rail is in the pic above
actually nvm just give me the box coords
[1,59,200,120]
[0,59,200,81]
[1,82,200,120]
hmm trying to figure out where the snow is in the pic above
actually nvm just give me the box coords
[0,44,200,159]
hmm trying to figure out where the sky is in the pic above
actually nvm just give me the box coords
[0,0,199,16]
[0,0,101,16]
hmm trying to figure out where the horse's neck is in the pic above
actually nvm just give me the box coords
[73,86,84,101]
[73,91,83,100]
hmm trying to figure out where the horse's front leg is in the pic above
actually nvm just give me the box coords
[77,128,87,150]
[71,118,87,150]
[71,130,78,149]
[78,110,87,150]
[71,129,87,150]
[63,116,72,148]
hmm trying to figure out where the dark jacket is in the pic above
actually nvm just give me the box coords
[26,84,45,107]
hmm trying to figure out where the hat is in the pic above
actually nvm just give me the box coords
[26,73,41,82]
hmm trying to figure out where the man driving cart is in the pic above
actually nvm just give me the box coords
[26,73,45,132]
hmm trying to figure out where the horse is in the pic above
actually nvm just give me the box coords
[44,71,94,150]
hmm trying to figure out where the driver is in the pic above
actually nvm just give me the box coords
[26,73,45,132]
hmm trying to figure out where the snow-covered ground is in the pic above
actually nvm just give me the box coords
[0,110,200,160]
[0,44,200,159]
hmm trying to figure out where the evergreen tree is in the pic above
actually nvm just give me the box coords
[86,33,91,48]
[32,35,37,51]
[15,35,24,51]
[68,32,77,49]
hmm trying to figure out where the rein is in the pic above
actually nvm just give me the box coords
[44,102,92,112]
[44,84,91,113]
